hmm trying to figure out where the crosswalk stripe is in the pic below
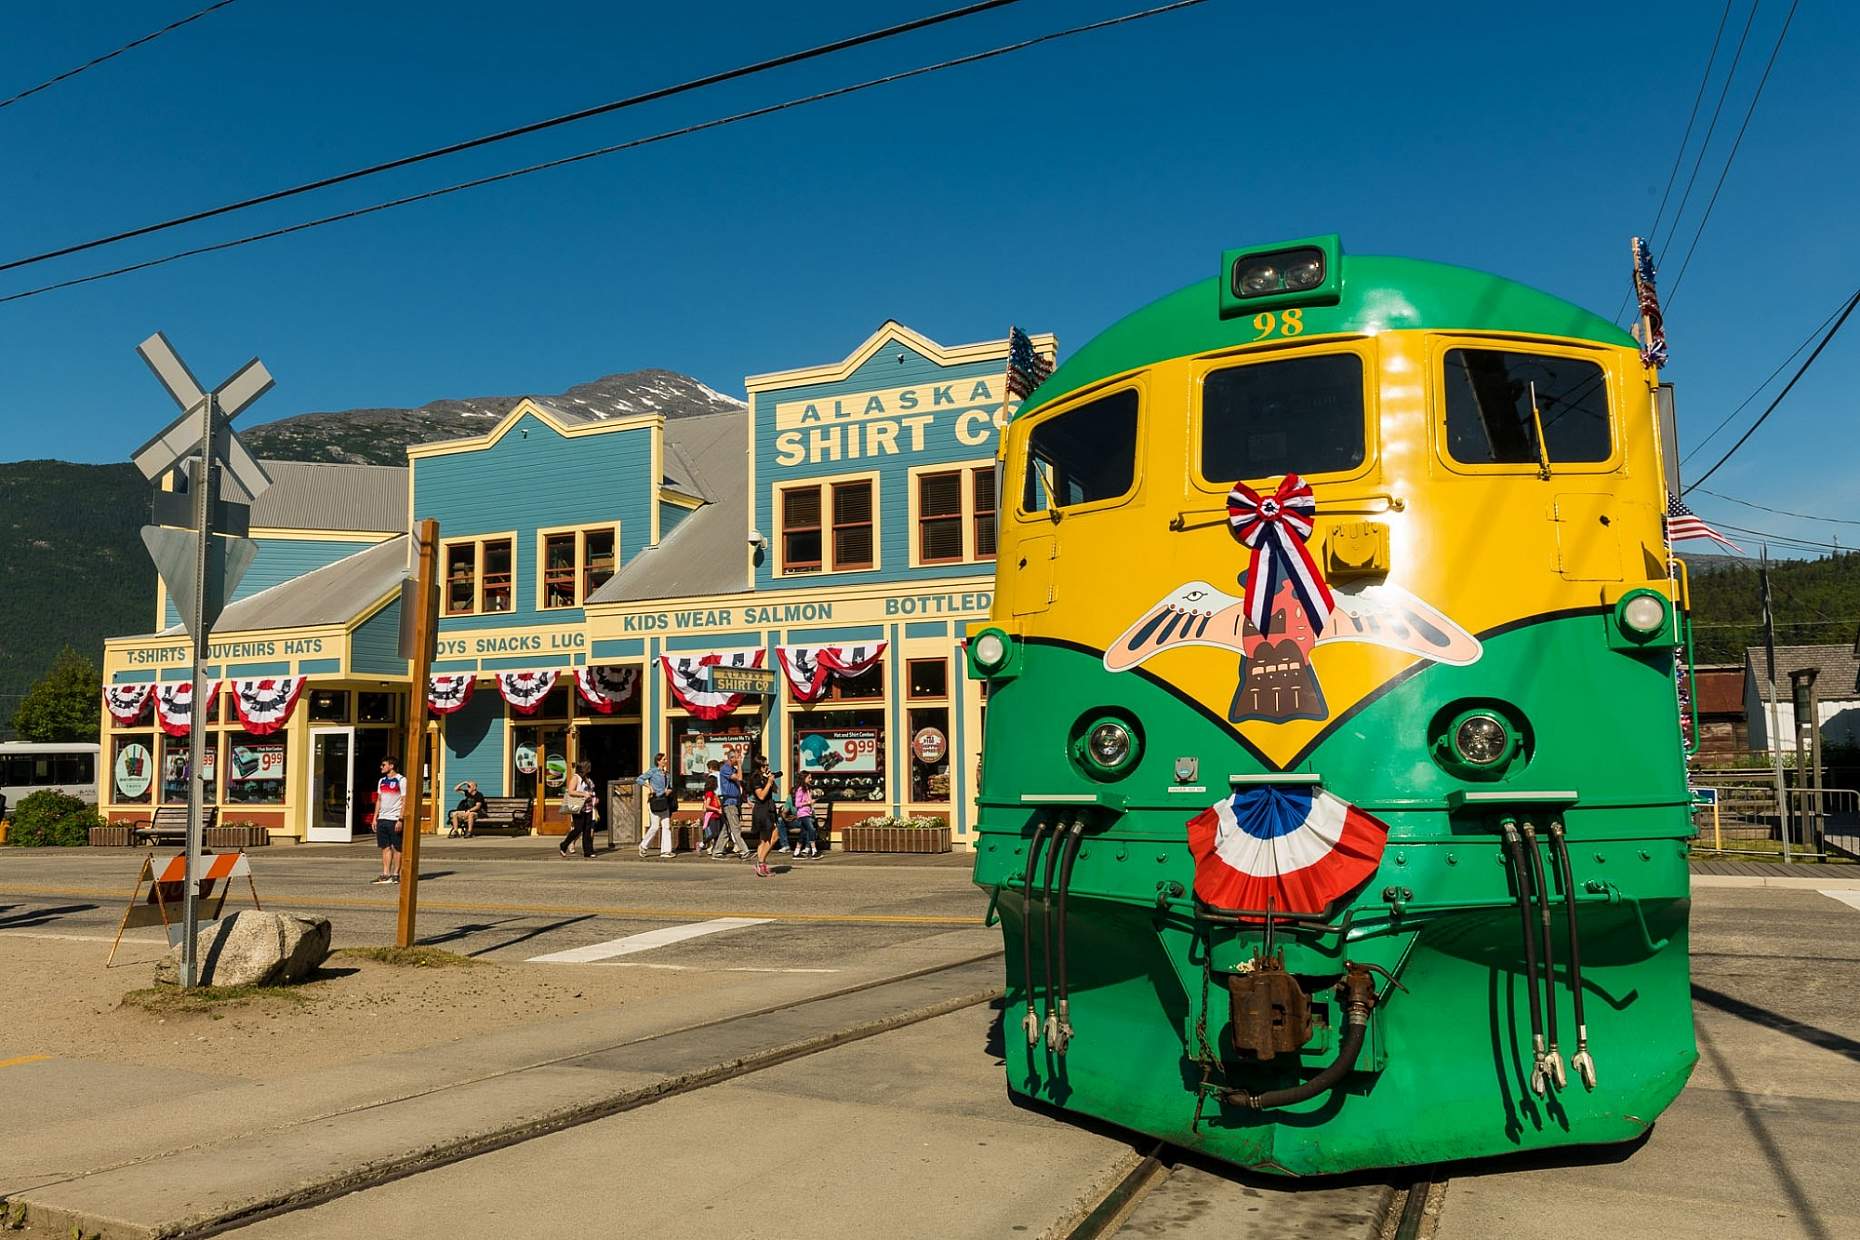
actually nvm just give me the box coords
[527,916,772,964]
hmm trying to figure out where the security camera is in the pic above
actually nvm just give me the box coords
[748,528,768,549]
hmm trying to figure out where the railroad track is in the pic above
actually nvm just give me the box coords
[1062,1141,1443,1240]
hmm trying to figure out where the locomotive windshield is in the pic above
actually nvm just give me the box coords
[1200,353,1366,481]
[1023,388,1139,512]
[1443,348,1610,465]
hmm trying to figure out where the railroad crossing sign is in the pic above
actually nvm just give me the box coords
[132,332,274,636]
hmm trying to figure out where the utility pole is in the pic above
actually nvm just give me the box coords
[396,519,440,949]
[1761,548,1791,864]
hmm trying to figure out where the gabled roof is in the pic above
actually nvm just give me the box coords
[1743,644,1860,698]
[247,460,406,534]
[588,408,749,604]
[743,320,1056,393]
[154,536,409,637]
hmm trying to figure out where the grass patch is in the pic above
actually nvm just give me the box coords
[336,946,481,968]
[122,983,315,1015]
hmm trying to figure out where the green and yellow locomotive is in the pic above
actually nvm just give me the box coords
[968,236,1695,1175]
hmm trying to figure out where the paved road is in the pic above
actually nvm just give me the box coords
[0,839,983,969]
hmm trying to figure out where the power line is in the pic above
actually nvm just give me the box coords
[1681,293,1845,464]
[0,0,1030,278]
[1655,0,1760,258]
[0,0,244,112]
[1713,520,1850,554]
[1683,285,1860,493]
[1613,0,1735,325]
[1693,487,1860,528]
[1664,0,1800,307]
[0,0,1213,308]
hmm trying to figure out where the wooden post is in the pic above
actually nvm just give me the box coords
[397,519,439,949]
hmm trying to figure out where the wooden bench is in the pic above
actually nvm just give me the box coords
[459,796,533,837]
[130,806,219,848]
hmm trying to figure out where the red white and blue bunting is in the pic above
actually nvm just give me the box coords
[427,674,477,715]
[229,677,306,735]
[152,681,220,738]
[496,670,558,715]
[103,683,154,725]
[1186,785,1387,916]
[1227,473,1333,639]
[774,642,888,702]
[575,665,640,714]
[661,649,765,721]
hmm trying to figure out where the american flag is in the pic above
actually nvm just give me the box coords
[1666,494,1742,552]
[1004,326,1053,401]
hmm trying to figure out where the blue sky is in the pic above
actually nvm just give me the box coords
[1,0,1853,556]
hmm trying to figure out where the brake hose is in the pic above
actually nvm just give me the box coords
[1053,818,1086,1055]
[1019,820,1051,1048]
[1522,821,1566,1091]
[1549,821,1596,1089]
[1039,818,1065,1048]
[1500,820,1549,1095]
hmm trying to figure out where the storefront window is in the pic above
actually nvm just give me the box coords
[358,692,397,724]
[111,734,155,805]
[161,734,218,804]
[908,707,950,802]
[792,709,884,804]
[308,690,349,722]
[670,719,758,798]
[224,731,287,805]
[907,659,947,699]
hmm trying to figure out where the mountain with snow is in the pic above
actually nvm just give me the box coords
[241,369,745,465]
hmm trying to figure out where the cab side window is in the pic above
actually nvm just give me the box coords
[1201,353,1365,482]
[1443,348,1610,465]
[1022,388,1138,513]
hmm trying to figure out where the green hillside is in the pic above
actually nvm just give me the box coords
[0,462,155,738]
[1684,552,1860,663]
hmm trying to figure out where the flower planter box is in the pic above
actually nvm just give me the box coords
[841,824,951,854]
[88,824,134,847]
[206,824,270,849]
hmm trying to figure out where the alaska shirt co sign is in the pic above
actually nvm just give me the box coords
[707,665,777,696]
[770,377,1016,467]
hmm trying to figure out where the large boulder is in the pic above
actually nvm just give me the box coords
[154,910,332,987]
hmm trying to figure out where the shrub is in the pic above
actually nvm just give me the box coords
[7,789,103,846]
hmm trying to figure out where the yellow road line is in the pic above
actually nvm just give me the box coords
[0,1054,51,1069]
[0,885,980,928]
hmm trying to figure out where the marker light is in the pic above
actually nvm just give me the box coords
[972,631,1009,673]
[1620,594,1667,635]
[1453,714,1511,767]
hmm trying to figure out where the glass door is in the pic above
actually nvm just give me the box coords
[307,727,356,842]
[512,725,570,833]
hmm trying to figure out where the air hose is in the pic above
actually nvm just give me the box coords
[1038,818,1065,1048]
[1019,820,1052,1047]
[1052,818,1086,1055]
[1522,821,1566,1091]
[1500,820,1549,1095]
[1549,821,1596,1089]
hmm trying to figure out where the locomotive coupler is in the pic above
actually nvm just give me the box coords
[1225,962,1380,1110]
[1224,951,1312,1061]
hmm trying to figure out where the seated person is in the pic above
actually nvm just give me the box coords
[449,781,487,837]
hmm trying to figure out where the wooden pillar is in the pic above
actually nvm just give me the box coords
[397,519,439,949]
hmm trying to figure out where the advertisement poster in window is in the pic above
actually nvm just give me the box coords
[678,733,750,780]
[229,743,285,782]
[514,745,538,776]
[911,727,947,765]
[114,743,152,800]
[796,729,880,774]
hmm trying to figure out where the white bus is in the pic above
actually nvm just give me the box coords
[0,742,101,814]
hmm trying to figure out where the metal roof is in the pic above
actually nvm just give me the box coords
[154,536,409,637]
[589,410,749,604]
[1743,644,1860,698]
[246,460,407,533]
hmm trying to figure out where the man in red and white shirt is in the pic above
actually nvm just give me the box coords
[373,756,406,885]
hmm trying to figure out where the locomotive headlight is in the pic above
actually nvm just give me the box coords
[1089,722,1131,767]
[1616,591,1670,641]
[1071,712,1143,780]
[972,631,1009,673]
[1240,263,1280,295]
[1284,255,1325,290]
[1453,714,1511,767]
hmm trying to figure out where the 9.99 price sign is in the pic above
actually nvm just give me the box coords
[797,729,880,774]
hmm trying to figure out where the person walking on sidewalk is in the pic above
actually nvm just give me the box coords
[791,770,821,859]
[558,760,598,859]
[635,752,676,858]
[709,745,749,859]
[372,756,405,884]
[750,762,783,878]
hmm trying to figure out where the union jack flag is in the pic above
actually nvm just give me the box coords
[1665,494,1742,552]
[1004,326,1052,401]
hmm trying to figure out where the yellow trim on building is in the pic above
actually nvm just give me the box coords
[404,399,663,461]
[768,469,884,578]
